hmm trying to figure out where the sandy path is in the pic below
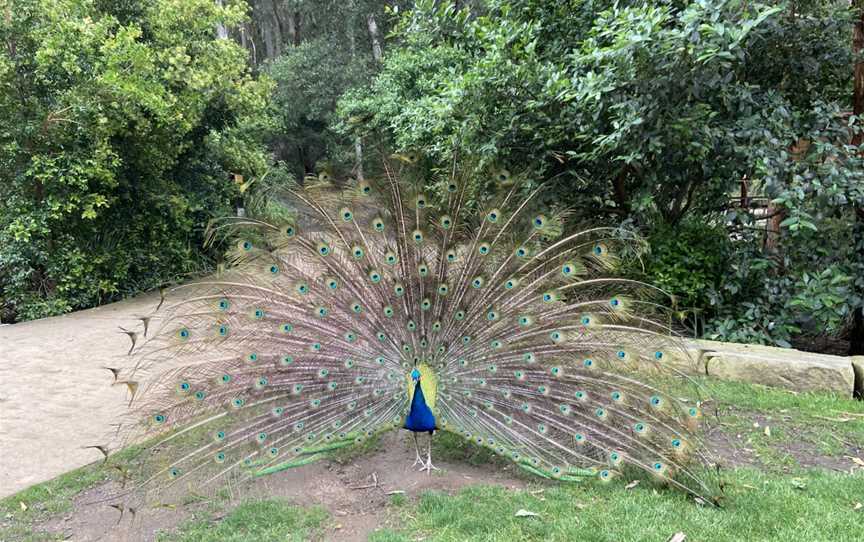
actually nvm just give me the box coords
[0,292,162,498]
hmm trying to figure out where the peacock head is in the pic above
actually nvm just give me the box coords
[411,368,421,381]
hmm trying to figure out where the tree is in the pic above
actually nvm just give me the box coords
[0,0,272,321]
[338,0,863,349]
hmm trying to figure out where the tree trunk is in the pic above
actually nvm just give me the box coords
[854,5,864,147]
[284,8,301,46]
[851,3,864,355]
[350,1,364,180]
[214,0,229,40]
[367,13,383,62]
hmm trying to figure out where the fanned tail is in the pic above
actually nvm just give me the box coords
[109,157,719,506]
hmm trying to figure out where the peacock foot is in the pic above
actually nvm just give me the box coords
[419,459,439,473]
[411,451,424,468]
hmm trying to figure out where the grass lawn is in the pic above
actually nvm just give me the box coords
[2,376,862,541]
[370,469,864,541]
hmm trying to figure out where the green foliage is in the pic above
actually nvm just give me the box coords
[267,36,372,177]
[0,0,272,321]
[643,219,731,323]
[338,0,864,349]
[340,0,787,220]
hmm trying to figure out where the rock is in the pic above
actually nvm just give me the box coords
[852,356,864,398]
[682,339,854,396]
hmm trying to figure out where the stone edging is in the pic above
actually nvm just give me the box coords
[669,339,860,398]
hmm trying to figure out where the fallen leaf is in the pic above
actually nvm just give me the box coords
[849,457,864,468]
[515,509,540,518]
[764,426,771,437]
[790,478,807,490]
[19,502,27,512]
[667,532,686,542]
[625,480,640,490]
[574,503,586,510]
[853,502,862,511]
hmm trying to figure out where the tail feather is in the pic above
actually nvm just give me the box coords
[110,158,718,505]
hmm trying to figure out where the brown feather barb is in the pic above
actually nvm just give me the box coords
[110,157,718,507]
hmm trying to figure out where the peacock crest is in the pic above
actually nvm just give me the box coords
[112,157,718,506]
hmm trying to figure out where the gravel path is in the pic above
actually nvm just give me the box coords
[0,291,162,498]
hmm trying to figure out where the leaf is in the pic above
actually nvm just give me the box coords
[625,480,640,490]
[763,426,771,437]
[853,502,862,511]
[790,478,807,490]
[514,509,540,518]
[667,533,687,542]
[849,457,864,468]
[19,501,27,512]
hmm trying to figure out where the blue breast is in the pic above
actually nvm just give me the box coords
[404,381,437,433]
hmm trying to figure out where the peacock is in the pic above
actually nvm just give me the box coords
[108,156,718,510]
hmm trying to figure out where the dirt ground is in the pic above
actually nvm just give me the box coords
[35,431,526,542]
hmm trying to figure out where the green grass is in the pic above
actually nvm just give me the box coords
[660,376,864,470]
[370,469,864,542]
[156,499,328,541]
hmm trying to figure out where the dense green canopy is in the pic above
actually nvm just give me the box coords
[1,0,862,354]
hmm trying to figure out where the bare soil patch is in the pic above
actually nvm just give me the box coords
[34,431,527,541]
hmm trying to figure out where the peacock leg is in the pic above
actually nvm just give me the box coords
[419,433,439,473]
[411,432,424,468]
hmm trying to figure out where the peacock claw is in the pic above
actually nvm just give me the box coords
[411,453,424,468]
[419,460,439,473]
